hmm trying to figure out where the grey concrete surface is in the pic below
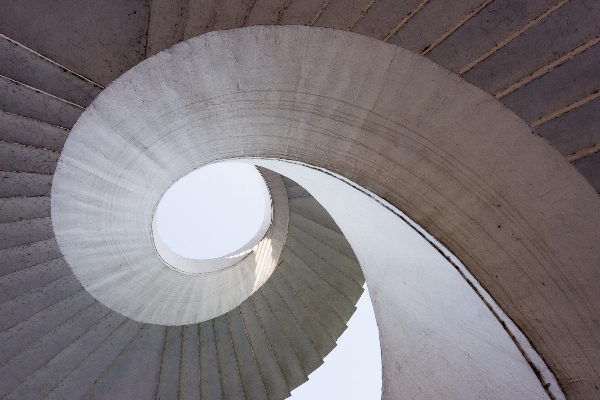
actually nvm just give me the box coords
[537,96,600,156]
[0,196,50,223]
[313,0,372,30]
[258,284,324,374]
[501,40,600,123]
[0,290,94,364]
[290,213,355,258]
[0,217,54,250]
[0,172,52,198]
[0,34,102,107]
[0,238,61,277]
[239,300,291,399]
[198,321,224,400]
[81,324,165,400]
[0,301,110,398]
[0,0,149,86]
[213,314,245,400]
[0,110,69,152]
[426,0,565,72]
[227,308,269,400]
[289,197,343,234]
[0,75,82,128]
[250,291,308,389]
[573,151,600,192]
[179,325,201,399]
[0,256,70,303]
[346,0,424,40]
[463,0,600,95]
[0,141,60,175]
[155,325,182,400]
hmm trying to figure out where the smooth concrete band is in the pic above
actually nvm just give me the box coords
[52,160,288,326]
[51,26,600,397]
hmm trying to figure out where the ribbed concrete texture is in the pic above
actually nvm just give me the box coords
[52,164,289,326]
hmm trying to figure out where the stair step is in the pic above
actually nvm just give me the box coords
[213,314,245,400]
[0,196,50,223]
[290,212,356,259]
[285,235,363,304]
[289,196,343,234]
[180,324,201,399]
[156,325,182,400]
[198,320,223,400]
[281,176,299,188]
[0,140,59,174]
[278,262,347,339]
[0,34,102,107]
[227,309,268,400]
[286,185,311,199]
[250,290,308,390]
[0,301,110,398]
[0,75,82,128]
[0,171,53,198]
[0,109,69,151]
[289,225,365,286]
[281,247,356,323]
[0,274,82,332]
[5,311,124,399]
[44,318,143,400]
[0,238,61,277]
[258,284,322,376]
[269,273,337,359]
[0,290,94,364]
[82,324,165,400]
[0,257,70,303]
[0,217,54,250]
[239,300,290,400]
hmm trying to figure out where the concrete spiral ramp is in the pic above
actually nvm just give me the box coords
[0,35,367,399]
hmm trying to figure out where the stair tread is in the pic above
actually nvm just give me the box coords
[289,225,365,286]
[5,311,125,400]
[0,140,59,175]
[239,300,290,400]
[0,217,54,250]
[44,318,142,400]
[227,309,268,400]
[259,284,323,376]
[0,75,82,128]
[0,238,61,277]
[179,324,201,399]
[0,257,70,303]
[0,35,102,107]
[281,247,356,323]
[289,197,343,234]
[290,212,356,259]
[285,235,363,304]
[278,262,347,339]
[0,196,51,223]
[156,325,182,400]
[82,324,165,400]
[0,109,69,152]
[0,171,53,198]
[0,301,111,398]
[269,273,337,359]
[213,314,245,400]
[199,320,223,400]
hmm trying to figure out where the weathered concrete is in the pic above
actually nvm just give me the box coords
[0,238,61,277]
[0,172,52,198]
[155,325,182,399]
[0,75,82,128]
[573,151,600,193]
[426,0,565,72]
[0,196,50,223]
[198,321,223,400]
[501,40,600,123]
[213,314,245,400]
[0,110,69,152]
[0,217,54,250]
[0,0,149,86]
[0,141,59,175]
[348,0,424,40]
[537,96,600,156]
[0,257,70,303]
[179,325,201,399]
[289,212,355,258]
[0,34,102,107]
[52,26,600,397]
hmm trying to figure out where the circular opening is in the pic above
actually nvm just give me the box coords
[154,162,271,264]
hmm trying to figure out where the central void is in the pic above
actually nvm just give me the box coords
[155,162,268,260]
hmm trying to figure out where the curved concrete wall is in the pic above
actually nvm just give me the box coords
[50,26,600,397]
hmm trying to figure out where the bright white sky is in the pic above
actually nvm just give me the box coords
[157,162,382,398]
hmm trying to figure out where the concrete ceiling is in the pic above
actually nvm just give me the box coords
[1,0,598,191]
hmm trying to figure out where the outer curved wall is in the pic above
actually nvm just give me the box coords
[52,26,600,397]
